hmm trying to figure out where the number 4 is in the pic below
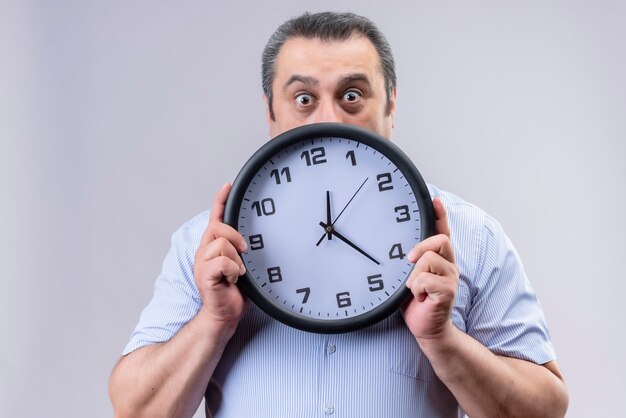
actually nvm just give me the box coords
[388,243,406,260]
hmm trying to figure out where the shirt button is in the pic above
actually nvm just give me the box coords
[327,344,336,354]
[325,405,334,415]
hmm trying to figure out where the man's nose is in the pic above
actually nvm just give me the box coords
[312,100,345,124]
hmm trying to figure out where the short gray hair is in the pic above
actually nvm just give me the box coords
[262,11,397,120]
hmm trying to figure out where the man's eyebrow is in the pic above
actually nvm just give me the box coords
[338,73,372,87]
[283,73,373,91]
[284,75,319,90]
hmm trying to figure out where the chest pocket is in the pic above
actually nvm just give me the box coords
[386,281,471,381]
[382,313,437,381]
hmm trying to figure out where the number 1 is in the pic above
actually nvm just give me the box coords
[346,150,357,166]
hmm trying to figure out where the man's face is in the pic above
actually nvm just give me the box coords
[266,35,396,139]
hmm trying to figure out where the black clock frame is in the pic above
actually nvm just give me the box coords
[224,123,435,334]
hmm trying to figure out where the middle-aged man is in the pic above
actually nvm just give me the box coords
[110,11,569,418]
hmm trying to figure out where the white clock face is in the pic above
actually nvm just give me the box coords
[226,124,433,333]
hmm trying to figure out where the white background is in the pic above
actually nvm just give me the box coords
[1,1,624,417]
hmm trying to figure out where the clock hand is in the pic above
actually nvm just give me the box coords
[318,221,380,265]
[326,190,332,241]
[315,191,334,246]
[332,177,368,225]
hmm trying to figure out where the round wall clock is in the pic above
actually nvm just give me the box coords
[224,123,434,333]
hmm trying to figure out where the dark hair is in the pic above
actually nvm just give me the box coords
[262,11,396,120]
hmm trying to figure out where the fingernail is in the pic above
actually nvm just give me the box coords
[239,264,246,276]
[241,240,248,252]
[407,248,416,261]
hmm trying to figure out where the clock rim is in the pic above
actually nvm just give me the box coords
[224,122,435,334]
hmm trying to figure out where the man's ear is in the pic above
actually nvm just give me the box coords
[389,88,397,128]
[263,94,272,124]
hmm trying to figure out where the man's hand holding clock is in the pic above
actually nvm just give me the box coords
[402,197,460,343]
[193,183,249,335]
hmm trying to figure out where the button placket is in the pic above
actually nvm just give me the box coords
[321,336,336,417]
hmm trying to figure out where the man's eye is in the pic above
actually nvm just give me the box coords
[295,93,313,106]
[343,90,362,103]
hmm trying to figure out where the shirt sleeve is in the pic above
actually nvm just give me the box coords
[122,211,208,355]
[465,214,556,364]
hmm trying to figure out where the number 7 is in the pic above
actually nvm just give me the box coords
[296,287,311,304]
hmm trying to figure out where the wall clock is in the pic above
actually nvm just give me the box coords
[224,123,434,333]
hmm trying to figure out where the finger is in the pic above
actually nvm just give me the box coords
[407,233,456,264]
[406,271,436,301]
[406,271,455,303]
[432,197,451,238]
[406,252,458,294]
[200,183,248,251]
[196,237,246,276]
[200,256,243,284]
[411,251,456,277]
[200,219,247,252]
[204,222,247,252]
[210,183,232,224]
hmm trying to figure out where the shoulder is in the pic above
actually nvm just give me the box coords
[427,183,486,222]
[427,183,489,248]
[170,210,211,248]
[427,183,507,239]
[426,183,507,282]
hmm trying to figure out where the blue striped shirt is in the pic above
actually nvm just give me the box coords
[123,184,556,417]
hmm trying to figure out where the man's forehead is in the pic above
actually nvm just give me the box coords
[273,35,383,84]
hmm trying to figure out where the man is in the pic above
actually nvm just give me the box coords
[109,12,568,418]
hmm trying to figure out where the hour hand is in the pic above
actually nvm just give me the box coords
[325,190,332,241]
[318,221,380,265]
[315,191,333,246]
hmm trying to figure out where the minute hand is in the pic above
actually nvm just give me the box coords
[318,222,380,265]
